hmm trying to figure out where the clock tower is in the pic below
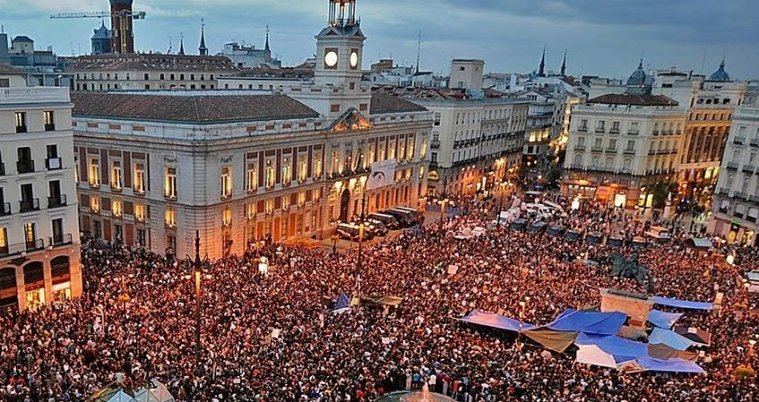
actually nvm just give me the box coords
[314,0,365,88]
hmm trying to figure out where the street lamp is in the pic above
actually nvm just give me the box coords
[184,230,211,349]
[356,190,367,295]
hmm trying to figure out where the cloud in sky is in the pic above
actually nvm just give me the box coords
[0,0,756,79]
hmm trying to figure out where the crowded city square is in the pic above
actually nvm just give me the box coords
[1,193,757,401]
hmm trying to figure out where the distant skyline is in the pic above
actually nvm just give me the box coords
[0,0,757,80]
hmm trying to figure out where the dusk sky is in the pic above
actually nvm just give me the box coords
[1,0,757,79]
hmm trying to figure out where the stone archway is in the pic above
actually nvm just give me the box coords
[51,255,70,283]
[23,261,44,290]
[339,188,351,222]
[0,267,17,310]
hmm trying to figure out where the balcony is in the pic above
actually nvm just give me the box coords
[574,145,586,151]
[15,125,27,134]
[431,140,440,149]
[19,198,40,213]
[595,128,606,134]
[751,138,759,148]
[48,194,67,209]
[26,238,44,252]
[609,128,620,135]
[44,123,55,131]
[578,126,588,133]
[605,147,618,154]
[0,239,45,257]
[45,157,63,170]
[0,202,10,216]
[48,233,73,247]
[726,162,739,170]
[734,192,748,200]
[591,146,604,153]
[716,187,730,196]
[750,195,759,203]
[652,130,659,136]
[623,149,636,155]
[734,137,746,145]
[133,186,146,196]
[743,165,756,174]
[627,131,639,136]
[17,160,35,174]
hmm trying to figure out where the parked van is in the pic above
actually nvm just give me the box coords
[386,208,417,227]
[368,212,400,230]
[336,223,374,241]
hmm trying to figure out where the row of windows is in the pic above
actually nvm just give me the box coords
[76,72,216,81]
[77,83,216,91]
[10,111,56,134]
[689,112,732,122]
[0,145,62,175]
[0,179,65,216]
[0,218,67,255]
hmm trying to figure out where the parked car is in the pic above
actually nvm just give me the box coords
[565,230,581,242]
[608,236,624,247]
[365,219,388,237]
[511,218,528,231]
[645,226,672,241]
[587,232,605,245]
[384,209,416,227]
[368,212,400,230]
[336,223,374,241]
[547,225,566,237]
[527,221,548,234]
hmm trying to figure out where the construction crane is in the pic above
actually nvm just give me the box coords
[50,11,146,20]
[50,10,146,53]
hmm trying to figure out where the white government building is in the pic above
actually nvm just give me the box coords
[71,0,431,260]
[0,64,81,312]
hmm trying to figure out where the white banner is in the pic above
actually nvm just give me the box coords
[366,160,397,190]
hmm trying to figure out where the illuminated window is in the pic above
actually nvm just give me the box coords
[282,158,291,185]
[134,163,145,194]
[298,159,307,181]
[222,208,232,226]
[112,199,122,217]
[282,195,290,210]
[246,163,258,192]
[420,139,428,159]
[165,208,176,227]
[90,196,100,212]
[89,159,100,187]
[164,167,177,199]
[265,161,275,188]
[298,191,306,206]
[134,204,146,222]
[331,151,339,175]
[246,203,256,220]
[0,227,7,251]
[388,140,396,160]
[314,156,322,178]
[220,166,232,198]
[264,199,274,214]
[110,161,122,190]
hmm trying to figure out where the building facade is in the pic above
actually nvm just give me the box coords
[711,93,759,245]
[0,70,82,312]
[408,91,528,196]
[72,0,431,260]
[562,94,686,208]
[69,53,240,91]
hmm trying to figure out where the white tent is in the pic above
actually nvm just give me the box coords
[575,344,619,369]
[90,380,175,402]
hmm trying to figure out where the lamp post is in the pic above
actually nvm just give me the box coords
[356,190,367,295]
[438,177,450,231]
[185,230,210,350]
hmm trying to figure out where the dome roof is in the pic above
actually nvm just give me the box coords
[707,60,731,82]
[626,59,647,86]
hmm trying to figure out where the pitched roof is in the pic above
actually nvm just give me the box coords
[68,53,239,72]
[370,91,427,114]
[71,93,319,124]
[587,93,678,107]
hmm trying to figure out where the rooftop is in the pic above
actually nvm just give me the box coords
[370,91,428,114]
[72,92,319,124]
[68,53,240,72]
[587,93,678,107]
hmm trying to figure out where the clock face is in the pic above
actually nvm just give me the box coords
[350,51,359,68]
[325,51,338,67]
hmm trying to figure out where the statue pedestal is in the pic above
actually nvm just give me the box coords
[600,288,654,329]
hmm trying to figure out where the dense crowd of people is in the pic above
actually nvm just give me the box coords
[0,194,757,401]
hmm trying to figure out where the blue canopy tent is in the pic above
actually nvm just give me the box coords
[652,296,713,311]
[547,309,627,335]
[648,309,683,329]
[629,356,704,374]
[649,327,696,351]
[459,310,534,332]
[333,293,351,313]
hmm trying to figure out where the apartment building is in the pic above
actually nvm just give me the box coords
[0,65,81,312]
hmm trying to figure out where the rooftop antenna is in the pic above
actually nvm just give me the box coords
[415,30,422,73]
[700,48,707,75]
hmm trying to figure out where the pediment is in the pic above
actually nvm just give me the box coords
[329,108,372,132]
